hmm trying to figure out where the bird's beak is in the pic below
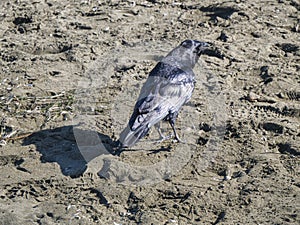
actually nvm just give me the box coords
[196,42,211,55]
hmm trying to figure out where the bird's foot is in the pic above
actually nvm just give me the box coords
[154,134,186,144]
[172,135,186,144]
[153,133,173,144]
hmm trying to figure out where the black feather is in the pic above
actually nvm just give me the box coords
[119,40,209,147]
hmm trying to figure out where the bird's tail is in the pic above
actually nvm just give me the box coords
[118,123,150,148]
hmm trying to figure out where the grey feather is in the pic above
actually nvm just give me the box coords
[119,40,209,147]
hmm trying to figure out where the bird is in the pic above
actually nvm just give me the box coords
[119,40,209,148]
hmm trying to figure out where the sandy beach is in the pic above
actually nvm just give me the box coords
[0,0,299,224]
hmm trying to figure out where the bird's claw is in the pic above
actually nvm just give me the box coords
[153,133,173,144]
[172,135,186,144]
[154,133,186,144]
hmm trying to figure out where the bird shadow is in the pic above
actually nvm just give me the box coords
[22,125,117,178]
[147,145,172,155]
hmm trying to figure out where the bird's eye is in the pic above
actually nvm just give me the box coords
[181,40,193,48]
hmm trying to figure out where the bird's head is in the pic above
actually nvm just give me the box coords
[163,39,210,69]
[181,40,210,55]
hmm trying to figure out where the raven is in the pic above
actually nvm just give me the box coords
[119,40,209,147]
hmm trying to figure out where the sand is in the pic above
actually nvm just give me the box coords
[0,0,299,224]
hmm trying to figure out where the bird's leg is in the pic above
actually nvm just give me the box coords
[155,122,166,139]
[169,119,183,143]
[169,113,183,142]
[154,122,172,143]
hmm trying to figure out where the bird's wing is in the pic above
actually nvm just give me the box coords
[129,62,194,130]
[119,62,194,147]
